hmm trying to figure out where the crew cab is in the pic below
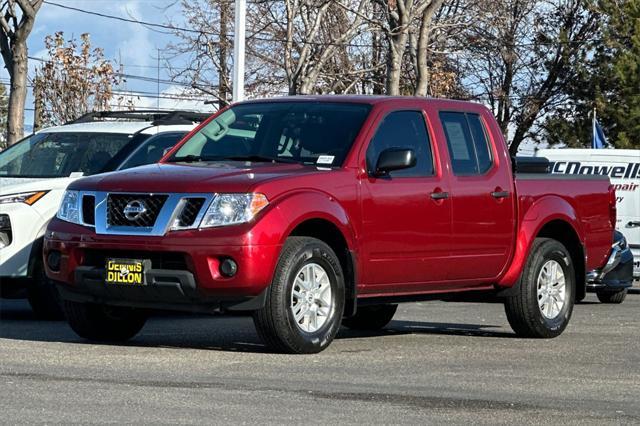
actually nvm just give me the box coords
[43,97,633,353]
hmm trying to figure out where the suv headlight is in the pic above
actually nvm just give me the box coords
[0,191,48,205]
[56,190,81,224]
[199,193,269,228]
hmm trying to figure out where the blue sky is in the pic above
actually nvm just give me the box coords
[4,0,216,128]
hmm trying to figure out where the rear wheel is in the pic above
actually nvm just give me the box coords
[253,237,345,354]
[26,261,64,320]
[63,300,147,342]
[504,238,575,338]
[596,289,627,304]
[342,304,398,331]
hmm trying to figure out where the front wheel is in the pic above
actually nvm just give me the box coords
[253,237,345,354]
[596,289,627,304]
[63,300,147,342]
[504,238,575,338]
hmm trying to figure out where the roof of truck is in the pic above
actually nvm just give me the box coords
[239,95,481,107]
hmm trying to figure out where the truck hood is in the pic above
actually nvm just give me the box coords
[67,162,331,193]
[0,176,79,196]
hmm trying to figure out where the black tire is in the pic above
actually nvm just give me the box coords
[504,238,575,338]
[26,261,64,320]
[63,300,147,342]
[253,237,345,354]
[342,304,398,331]
[596,289,627,304]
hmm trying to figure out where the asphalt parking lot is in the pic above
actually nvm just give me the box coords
[1,292,639,425]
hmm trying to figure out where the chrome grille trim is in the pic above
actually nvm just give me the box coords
[90,192,216,236]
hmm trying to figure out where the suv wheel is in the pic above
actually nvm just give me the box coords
[596,289,627,304]
[342,304,398,331]
[26,260,64,320]
[253,237,345,354]
[504,238,575,338]
[63,300,147,342]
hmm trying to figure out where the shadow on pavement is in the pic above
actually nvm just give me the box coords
[338,320,514,339]
[1,299,515,353]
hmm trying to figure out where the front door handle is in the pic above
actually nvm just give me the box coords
[491,191,510,199]
[628,221,640,228]
[430,191,449,200]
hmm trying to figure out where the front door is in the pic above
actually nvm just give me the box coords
[360,110,451,292]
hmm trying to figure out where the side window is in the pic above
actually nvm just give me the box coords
[366,111,434,177]
[439,112,493,175]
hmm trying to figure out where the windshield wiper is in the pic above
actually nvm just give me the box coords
[222,155,297,164]
[167,155,221,163]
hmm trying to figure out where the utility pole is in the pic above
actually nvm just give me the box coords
[219,0,230,107]
[232,0,246,102]
[157,48,161,109]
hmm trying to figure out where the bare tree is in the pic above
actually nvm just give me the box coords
[32,32,123,126]
[0,0,43,145]
[249,0,370,95]
[164,0,236,105]
[370,0,449,95]
[462,0,598,154]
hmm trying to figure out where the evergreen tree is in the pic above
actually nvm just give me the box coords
[543,0,640,149]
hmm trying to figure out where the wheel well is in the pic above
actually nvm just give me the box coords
[289,219,356,315]
[537,220,586,301]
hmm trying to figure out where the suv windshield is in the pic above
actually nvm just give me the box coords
[118,131,187,170]
[0,132,133,178]
[169,102,372,167]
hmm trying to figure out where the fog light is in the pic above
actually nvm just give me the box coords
[47,250,61,272]
[220,258,238,277]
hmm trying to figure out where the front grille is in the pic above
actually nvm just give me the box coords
[82,195,95,225]
[175,198,206,227]
[107,194,168,227]
[83,249,188,270]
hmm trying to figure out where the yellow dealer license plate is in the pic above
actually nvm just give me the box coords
[105,258,149,286]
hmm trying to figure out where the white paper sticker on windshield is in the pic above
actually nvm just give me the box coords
[317,155,335,165]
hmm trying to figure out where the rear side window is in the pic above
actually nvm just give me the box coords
[439,112,493,175]
[366,111,434,177]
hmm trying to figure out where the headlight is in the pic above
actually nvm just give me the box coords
[56,190,81,224]
[199,193,269,228]
[0,191,48,205]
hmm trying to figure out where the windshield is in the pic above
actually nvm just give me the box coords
[0,132,133,178]
[169,102,372,167]
[118,132,187,170]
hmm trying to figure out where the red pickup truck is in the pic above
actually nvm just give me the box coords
[44,96,633,354]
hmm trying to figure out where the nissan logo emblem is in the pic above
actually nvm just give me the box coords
[123,200,147,221]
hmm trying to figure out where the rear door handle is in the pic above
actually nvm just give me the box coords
[430,191,449,200]
[628,221,640,228]
[491,191,510,199]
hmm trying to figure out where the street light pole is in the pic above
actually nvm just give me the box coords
[232,0,246,102]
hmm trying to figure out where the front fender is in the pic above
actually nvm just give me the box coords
[497,195,583,288]
[269,190,357,249]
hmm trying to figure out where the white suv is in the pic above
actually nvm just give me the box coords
[0,110,210,317]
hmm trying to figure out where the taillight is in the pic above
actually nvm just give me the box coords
[608,184,617,228]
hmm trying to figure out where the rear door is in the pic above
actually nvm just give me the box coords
[437,111,516,281]
[360,108,451,291]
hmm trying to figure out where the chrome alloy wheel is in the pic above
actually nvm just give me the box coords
[290,263,333,333]
[537,260,567,319]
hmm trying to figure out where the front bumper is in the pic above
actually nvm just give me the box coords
[587,233,635,292]
[0,203,47,278]
[56,267,267,313]
[44,218,282,311]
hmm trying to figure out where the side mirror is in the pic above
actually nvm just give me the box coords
[374,148,416,176]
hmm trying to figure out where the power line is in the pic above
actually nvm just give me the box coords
[43,0,615,49]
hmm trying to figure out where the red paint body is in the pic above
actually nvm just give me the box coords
[44,96,614,303]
